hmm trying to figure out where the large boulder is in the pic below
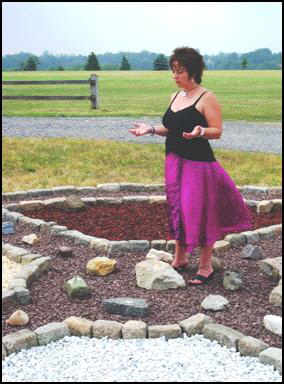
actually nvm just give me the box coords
[135,259,185,290]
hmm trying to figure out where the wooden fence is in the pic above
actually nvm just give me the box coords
[2,74,98,109]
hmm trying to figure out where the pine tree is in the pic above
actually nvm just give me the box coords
[24,56,40,71]
[241,57,248,70]
[120,55,131,70]
[153,54,169,70]
[84,52,101,70]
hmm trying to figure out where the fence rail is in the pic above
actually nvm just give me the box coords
[2,74,98,108]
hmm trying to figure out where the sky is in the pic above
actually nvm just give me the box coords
[2,2,282,57]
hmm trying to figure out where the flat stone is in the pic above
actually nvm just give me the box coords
[19,200,45,211]
[2,344,7,360]
[63,316,93,337]
[8,278,27,290]
[13,286,32,305]
[201,294,229,311]
[52,186,76,194]
[108,241,131,254]
[213,240,231,254]
[35,322,70,346]
[241,231,260,244]
[148,195,166,204]
[3,191,28,200]
[92,320,123,339]
[150,240,166,250]
[148,324,182,340]
[257,200,273,213]
[259,257,282,280]
[96,197,122,205]
[2,288,16,305]
[18,216,46,229]
[96,183,120,192]
[256,227,275,240]
[238,336,269,357]
[21,253,42,265]
[259,347,282,374]
[119,183,145,192]
[166,240,176,253]
[269,285,282,306]
[103,297,149,317]
[89,238,110,255]
[2,329,37,355]
[202,323,245,349]
[4,212,23,223]
[224,233,247,248]
[3,245,30,263]
[122,320,147,339]
[43,197,66,208]
[63,195,86,211]
[49,225,68,235]
[179,313,214,336]
[129,240,150,252]
[27,188,54,197]
[122,196,149,203]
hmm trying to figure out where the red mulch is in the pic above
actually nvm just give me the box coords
[23,203,281,241]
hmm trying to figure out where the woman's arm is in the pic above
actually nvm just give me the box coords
[182,91,222,140]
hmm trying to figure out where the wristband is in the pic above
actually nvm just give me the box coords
[150,125,155,136]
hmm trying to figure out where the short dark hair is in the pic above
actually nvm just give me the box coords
[169,47,205,84]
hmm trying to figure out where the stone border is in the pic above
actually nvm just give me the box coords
[2,183,282,200]
[2,244,51,306]
[2,193,282,256]
[2,184,282,373]
[2,315,282,373]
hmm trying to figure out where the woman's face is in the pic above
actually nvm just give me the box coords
[171,61,192,88]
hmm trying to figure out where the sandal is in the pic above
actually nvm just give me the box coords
[171,262,189,272]
[188,271,214,285]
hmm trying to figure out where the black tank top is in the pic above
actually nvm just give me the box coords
[162,91,216,162]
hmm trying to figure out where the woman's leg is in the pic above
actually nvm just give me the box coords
[188,245,214,283]
[171,240,188,267]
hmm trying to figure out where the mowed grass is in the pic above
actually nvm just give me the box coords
[2,137,281,192]
[2,70,282,121]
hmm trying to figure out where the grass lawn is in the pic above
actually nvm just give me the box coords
[2,70,281,121]
[2,138,282,192]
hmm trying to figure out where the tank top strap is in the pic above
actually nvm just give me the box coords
[169,92,180,107]
[193,91,208,106]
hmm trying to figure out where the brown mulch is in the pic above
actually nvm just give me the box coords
[23,203,281,241]
[2,222,282,348]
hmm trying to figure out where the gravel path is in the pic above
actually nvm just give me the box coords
[2,117,282,154]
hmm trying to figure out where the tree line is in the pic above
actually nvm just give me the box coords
[2,48,281,71]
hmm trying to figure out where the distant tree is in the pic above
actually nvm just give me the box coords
[56,66,65,71]
[23,56,40,70]
[241,57,248,70]
[153,54,169,70]
[84,52,100,70]
[120,55,131,70]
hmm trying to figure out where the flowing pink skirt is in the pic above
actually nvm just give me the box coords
[165,152,252,253]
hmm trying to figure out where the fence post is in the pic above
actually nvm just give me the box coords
[89,74,98,109]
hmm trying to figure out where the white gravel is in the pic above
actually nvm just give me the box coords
[2,117,282,154]
[2,334,282,382]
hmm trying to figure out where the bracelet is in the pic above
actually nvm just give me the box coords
[150,125,155,136]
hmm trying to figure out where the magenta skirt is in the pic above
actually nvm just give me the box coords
[165,152,252,253]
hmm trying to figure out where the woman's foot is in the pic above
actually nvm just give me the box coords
[171,255,189,270]
[188,264,214,284]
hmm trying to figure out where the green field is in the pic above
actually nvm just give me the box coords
[2,70,282,121]
[2,137,282,192]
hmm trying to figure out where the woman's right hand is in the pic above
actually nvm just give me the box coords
[128,123,151,136]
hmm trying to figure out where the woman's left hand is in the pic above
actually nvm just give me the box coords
[182,125,202,140]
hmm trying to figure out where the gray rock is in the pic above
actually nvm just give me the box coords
[223,271,243,291]
[35,322,70,346]
[2,221,15,235]
[241,244,263,259]
[201,294,229,311]
[259,347,282,374]
[65,276,90,298]
[103,297,149,317]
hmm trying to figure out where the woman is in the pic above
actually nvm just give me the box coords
[129,47,252,285]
